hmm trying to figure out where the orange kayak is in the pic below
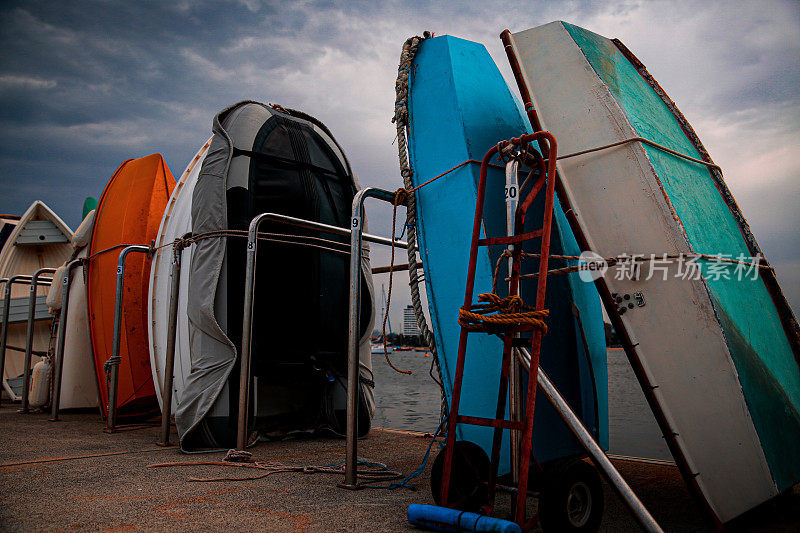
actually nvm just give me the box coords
[88,154,175,419]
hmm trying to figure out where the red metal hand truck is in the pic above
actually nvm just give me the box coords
[437,131,559,530]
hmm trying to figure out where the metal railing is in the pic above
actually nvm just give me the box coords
[50,259,85,421]
[236,208,408,452]
[341,187,406,489]
[156,244,183,446]
[0,274,53,406]
[19,268,57,413]
[103,246,150,431]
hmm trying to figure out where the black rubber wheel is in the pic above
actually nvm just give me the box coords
[430,440,491,512]
[539,459,604,532]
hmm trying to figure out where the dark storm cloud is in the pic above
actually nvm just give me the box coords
[0,0,797,316]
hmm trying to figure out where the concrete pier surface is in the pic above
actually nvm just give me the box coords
[1,407,797,531]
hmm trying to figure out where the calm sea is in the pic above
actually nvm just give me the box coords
[372,347,671,462]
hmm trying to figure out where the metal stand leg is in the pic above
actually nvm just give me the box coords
[50,260,82,422]
[104,245,150,432]
[157,246,182,446]
[516,348,663,533]
[0,278,12,406]
[19,268,56,413]
[341,187,400,489]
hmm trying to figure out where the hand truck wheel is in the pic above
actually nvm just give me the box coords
[539,459,604,532]
[430,440,491,513]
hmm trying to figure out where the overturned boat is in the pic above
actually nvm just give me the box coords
[45,209,99,410]
[0,201,72,400]
[503,21,800,523]
[406,35,608,475]
[88,154,175,419]
[150,102,376,450]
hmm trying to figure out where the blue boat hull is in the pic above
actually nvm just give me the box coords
[407,35,608,472]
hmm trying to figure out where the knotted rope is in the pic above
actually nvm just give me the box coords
[459,293,548,334]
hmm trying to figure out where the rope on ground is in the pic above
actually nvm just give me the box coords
[368,415,447,490]
[459,293,548,334]
[223,449,253,463]
[147,458,404,485]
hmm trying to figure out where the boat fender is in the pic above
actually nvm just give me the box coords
[72,209,96,249]
[46,264,67,312]
[29,358,52,408]
[407,504,521,533]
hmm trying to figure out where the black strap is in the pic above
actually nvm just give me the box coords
[231,146,345,178]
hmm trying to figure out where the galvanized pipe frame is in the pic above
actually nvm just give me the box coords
[1,274,53,406]
[341,187,404,489]
[104,245,151,432]
[19,267,57,413]
[515,347,663,533]
[50,259,86,422]
[237,211,408,452]
[156,244,183,446]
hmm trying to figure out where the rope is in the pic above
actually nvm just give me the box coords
[368,415,447,489]
[458,293,548,334]
[223,449,253,463]
[380,190,412,375]
[552,136,723,173]
[393,31,447,419]
[492,250,772,285]
[147,458,404,485]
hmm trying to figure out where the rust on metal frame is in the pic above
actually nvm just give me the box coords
[439,130,560,527]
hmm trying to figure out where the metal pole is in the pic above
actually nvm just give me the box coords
[50,260,83,421]
[157,245,182,446]
[236,211,407,451]
[104,245,150,432]
[0,278,10,405]
[515,347,663,533]
[1,274,35,406]
[505,159,522,494]
[341,187,398,489]
[19,268,56,413]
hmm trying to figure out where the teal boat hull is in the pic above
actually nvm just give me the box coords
[506,21,800,522]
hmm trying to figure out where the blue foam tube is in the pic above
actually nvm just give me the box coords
[407,504,522,533]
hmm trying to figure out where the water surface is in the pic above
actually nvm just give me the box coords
[372,347,671,461]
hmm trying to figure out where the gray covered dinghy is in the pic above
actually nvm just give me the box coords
[177,101,376,450]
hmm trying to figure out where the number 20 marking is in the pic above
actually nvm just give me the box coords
[505,185,517,201]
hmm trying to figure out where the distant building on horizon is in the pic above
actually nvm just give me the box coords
[403,305,420,337]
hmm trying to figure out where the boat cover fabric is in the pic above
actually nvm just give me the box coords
[178,101,375,449]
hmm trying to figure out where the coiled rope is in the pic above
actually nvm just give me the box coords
[458,293,548,334]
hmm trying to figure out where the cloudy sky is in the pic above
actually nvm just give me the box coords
[0,0,797,321]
